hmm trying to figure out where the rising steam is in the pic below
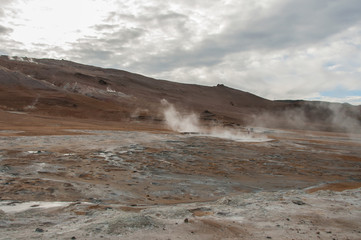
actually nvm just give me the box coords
[160,99,269,142]
[161,99,201,132]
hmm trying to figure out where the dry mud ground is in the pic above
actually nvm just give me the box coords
[0,128,361,239]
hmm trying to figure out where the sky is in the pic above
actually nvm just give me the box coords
[1,0,361,105]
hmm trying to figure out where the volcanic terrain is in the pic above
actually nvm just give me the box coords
[0,56,361,239]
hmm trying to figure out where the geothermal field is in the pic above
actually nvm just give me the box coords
[1,56,361,239]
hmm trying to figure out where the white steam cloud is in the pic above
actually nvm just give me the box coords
[160,99,270,142]
[160,99,200,132]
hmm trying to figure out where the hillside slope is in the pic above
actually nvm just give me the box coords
[0,55,360,132]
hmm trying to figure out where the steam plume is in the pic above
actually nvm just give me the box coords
[161,99,201,132]
[160,99,269,142]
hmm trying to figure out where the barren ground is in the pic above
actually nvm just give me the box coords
[1,123,361,239]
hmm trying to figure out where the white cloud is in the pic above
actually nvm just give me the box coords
[5,0,114,47]
[1,0,361,105]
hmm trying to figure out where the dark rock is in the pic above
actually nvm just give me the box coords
[98,79,107,85]
[292,200,306,205]
[184,218,189,223]
[35,228,44,232]
[71,237,77,240]
[217,212,229,216]
[191,207,212,212]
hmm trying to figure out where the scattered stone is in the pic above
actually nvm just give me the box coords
[71,237,76,240]
[184,218,189,223]
[35,228,44,232]
[0,210,7,219]
[217,212,229,216]
[217,197,232,205]
[292,200,306,205]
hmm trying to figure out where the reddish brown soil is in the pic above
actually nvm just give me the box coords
[1,55,360,133]
[307,182,361,193]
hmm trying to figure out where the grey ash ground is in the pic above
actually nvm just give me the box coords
[1,128,361,239]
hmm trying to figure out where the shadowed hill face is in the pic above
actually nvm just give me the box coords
[0,55,360,132]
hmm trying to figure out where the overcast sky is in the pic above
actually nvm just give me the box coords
[1,0,361,105]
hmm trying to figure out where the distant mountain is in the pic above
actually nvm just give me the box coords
[0,55,360,132]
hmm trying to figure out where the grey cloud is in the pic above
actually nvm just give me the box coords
[236,0,361,48]
[66,9,191,70]
[70,40,113,60]
[62,45,114,68]
[153,11,188,24]
[0,0,13,4]
[64,27,145,67]
[95,10,189,42]
[87,25,145,50]
[105,28,144,45]
[0,25,12,34]
[93,24,119,32]
[86,10,196,72]
[74,48,113,60]
[0,0,18,18]
[105,10,188,29]
[0,0,13,8]
[0,32,23,57]
[71,27,145,53]
[131,0,361,73]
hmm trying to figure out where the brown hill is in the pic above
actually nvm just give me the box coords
[0,55,360,133]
